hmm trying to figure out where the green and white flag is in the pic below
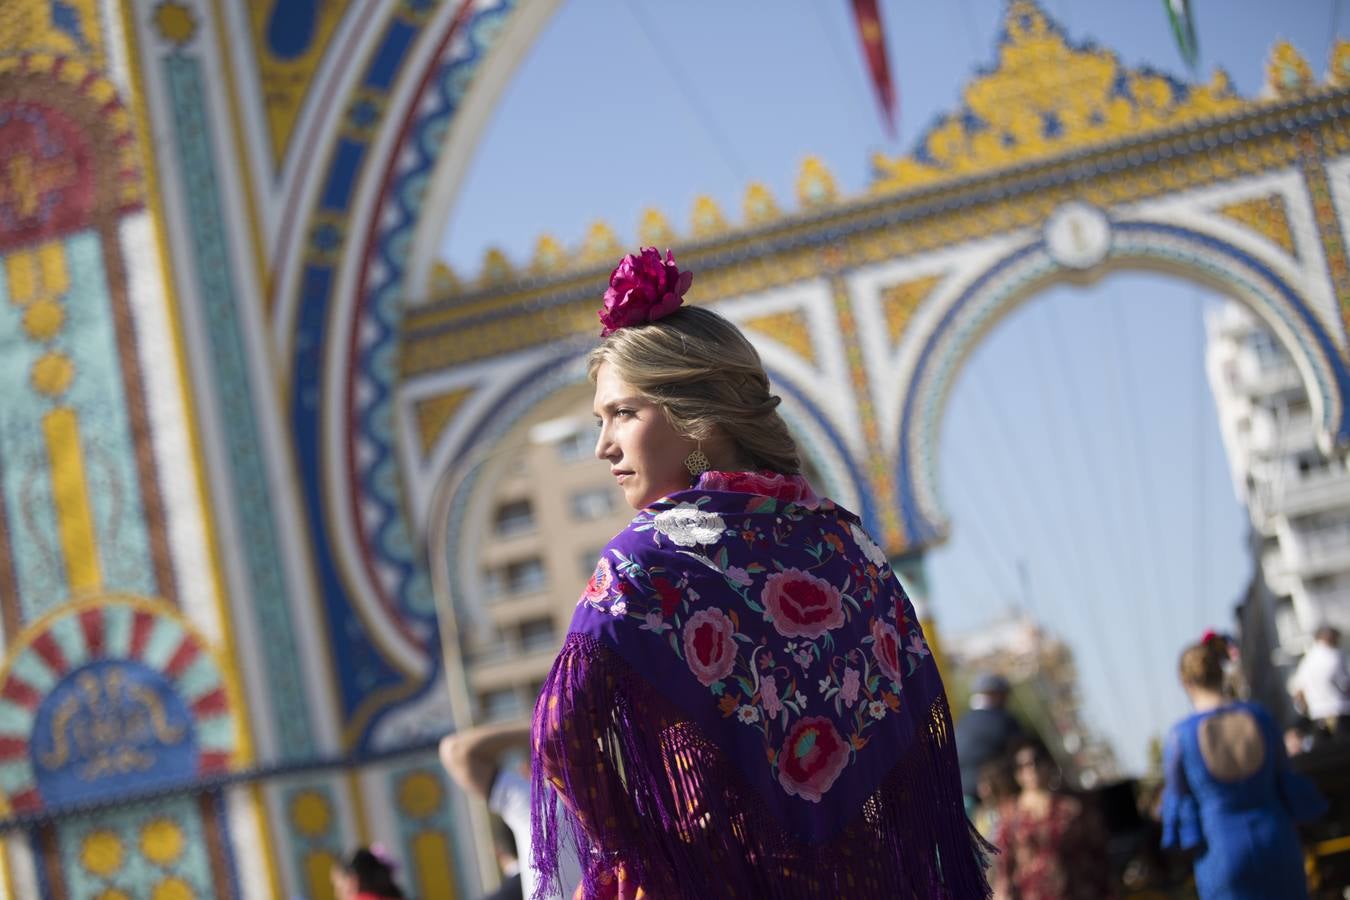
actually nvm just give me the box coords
[1164,0,1199,72]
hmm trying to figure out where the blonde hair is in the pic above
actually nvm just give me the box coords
[588,307,801,474]
[1179,635,1227,691]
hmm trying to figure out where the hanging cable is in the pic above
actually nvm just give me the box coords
[943,345,1142,727]
[1023,301,1159,724]
[1192,295,1210,636]
[954,0,985,58]
[809,2,891,143]
[1333,0,1344,61]
[1041,299,1171,735]
[1106,290,1177,730]
[624,0,751,181]
[932,441,1137,750]
[937,440,1031,612]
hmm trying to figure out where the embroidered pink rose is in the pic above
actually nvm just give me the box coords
[840,667,860,707]
[871,618,904,685]
[760,675,783,718]
[598,247,693,336]
[682,608,737,686]
[777,716,849,803]
[582,558,613,606]
[761,568,845,639]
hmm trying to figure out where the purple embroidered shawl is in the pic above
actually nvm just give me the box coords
[530,472,989,899]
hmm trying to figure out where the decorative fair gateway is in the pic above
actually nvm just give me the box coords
[404,6,1350,567]
[1,0,1348,897]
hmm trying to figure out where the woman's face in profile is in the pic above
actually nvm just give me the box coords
[593,362,693,509]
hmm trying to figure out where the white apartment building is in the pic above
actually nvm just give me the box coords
[1206,303,1350,675]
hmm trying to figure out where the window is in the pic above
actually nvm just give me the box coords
[557,429,593,463]
[1248,330,1287,371]
[479,688,523,722]
[494,499,535,537]
[519,617,556,653]
[471,628,511,663]
[570,487,616,521]
[504,557,547,595]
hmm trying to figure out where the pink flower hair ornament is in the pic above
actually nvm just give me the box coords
[598,247,694,336]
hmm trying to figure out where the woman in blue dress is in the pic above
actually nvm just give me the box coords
[1161,633,1326,899]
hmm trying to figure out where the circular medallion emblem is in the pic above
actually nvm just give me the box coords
[1044,202,1111,270]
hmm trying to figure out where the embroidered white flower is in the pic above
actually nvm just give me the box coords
[653,504,726,547]
[609,599,628,617]
[868,700,887,720]
[641,610,670,633]
[737,705,761,724]
[850,522,888,567]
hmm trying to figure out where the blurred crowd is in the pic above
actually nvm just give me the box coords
[956,627,1346,900]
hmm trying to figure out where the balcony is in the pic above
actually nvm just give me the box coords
[468,645,558,693]
[1276,464,1350,518]
[1236,363,1301,399]
[1292,526,1350,577]
[1247,415,1316,457]
[1299,586,1350,633]
[484,592,556,627]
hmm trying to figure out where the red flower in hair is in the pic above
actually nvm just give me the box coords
[598,247,693,336]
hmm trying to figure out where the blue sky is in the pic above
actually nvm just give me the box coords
[438,1,1346,774]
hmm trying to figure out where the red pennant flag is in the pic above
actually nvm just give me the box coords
[850,0,898,138]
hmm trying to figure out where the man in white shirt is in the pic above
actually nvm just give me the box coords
[440,722,580,900]
[1291,625,1350,740]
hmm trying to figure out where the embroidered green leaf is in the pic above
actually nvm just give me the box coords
[746,496,778,515]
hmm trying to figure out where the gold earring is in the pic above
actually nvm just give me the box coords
[684,445,711,477]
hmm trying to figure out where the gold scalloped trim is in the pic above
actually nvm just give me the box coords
[1266,40,1314,98]
[430,2,1342,293]
[638,208,675,247]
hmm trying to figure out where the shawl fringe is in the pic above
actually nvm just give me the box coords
[532,633,993,899]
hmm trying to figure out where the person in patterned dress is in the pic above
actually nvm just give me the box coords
[528,248,989,900]
[992,737,1113,900]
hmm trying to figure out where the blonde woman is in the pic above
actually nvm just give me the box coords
[529,249,989,899]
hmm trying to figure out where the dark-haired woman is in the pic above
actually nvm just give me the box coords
[992,737,1113,900]
[1161,633,1326,898]
[331,846,406,900]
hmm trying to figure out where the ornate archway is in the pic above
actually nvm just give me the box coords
[7,0,1349,896]
[402,7,1350,561]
